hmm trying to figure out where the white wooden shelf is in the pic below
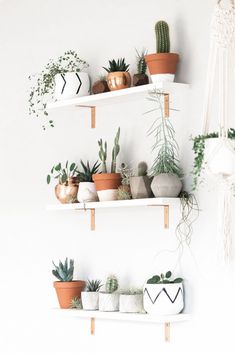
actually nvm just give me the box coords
[57,309,190,342]
[47,197,180,231]
[47,82,189,128]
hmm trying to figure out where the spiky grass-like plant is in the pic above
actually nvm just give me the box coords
[78,160,100,182]
[52,258,74,282]
[103,58,129,73]
[86,279,103,292]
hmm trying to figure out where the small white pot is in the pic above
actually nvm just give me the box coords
[81,292,99,310]
[150,73,175,83]
[143,283,184,315]
[77,182,98,203]
[119,294,143,313]
[54,72,90,100]
[99,292,119,312]
[97,189,118,202]
[204,138,235,177]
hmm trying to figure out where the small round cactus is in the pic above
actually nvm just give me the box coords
[105,275,118,293]
[138,161,148,176]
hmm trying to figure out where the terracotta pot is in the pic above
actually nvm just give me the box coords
[133,73,149,87]
[55,177,79,204]
[144,53,179,82]
[92,173,121,201]
[54,280,86,309]
[107,72,131,91]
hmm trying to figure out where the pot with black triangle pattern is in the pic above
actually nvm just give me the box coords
[143,271,184,315]
[54,72,90,100]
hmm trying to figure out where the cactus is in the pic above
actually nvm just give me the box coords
[52,258,74,282]
[138,161,148,176]
[98,139,107,173]
[111,127,121,173]
[136,49,148,75]
[105,275,118,293]
[155,21,170,53]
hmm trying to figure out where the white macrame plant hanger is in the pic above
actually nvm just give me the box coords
[202,0,235,263]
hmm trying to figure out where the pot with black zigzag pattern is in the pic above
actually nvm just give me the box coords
[143,282,184,315]
[54,72,90,100]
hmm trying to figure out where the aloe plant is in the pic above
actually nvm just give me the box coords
[52,258,74,282]
[85,279,103,292]
[103,58,130,73]
[147,271,183,284]
[78,160,100,182]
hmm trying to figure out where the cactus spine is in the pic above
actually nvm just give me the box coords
[98,139,107,173]
[155,21,170,53]
[105,275,118,293]
[111,127,120,173]
[138,161,148,176]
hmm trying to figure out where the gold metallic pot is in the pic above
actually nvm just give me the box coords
[107,72,131,91]
[55,177,79,204]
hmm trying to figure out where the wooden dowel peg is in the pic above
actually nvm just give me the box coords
[91,318,95,335]
[164,205,169,229]
[90,209,95,231]
[164,322,170,342]
[91,106,96,128]
[164,94,170,118]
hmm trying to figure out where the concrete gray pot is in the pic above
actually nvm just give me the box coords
[130,176,152,199]
[151,173,182,197]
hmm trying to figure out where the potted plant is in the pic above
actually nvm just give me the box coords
[99,275,119,312]
[133,49,149,86]
[77,160,100,202]
[47,161,79,204]
[103,58,131,91]
[147,90,182,197]
[81,279,103,310]
[192,129,235,190]
[145,21,179,83]
[119,288,144,313]
[28,50,89,129]
[130,161,153,199]
[52,258,86,309]
[92,75,110,94]
[70,296,82,309]
[117,162,133,200]
[92,127,122,201]
[143,271,184,315]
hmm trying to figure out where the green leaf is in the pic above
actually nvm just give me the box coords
[70,163,76,171]
[55,163,61,172]
[165,271,172,279]
[173,278,183,283]
[47,175,51,184]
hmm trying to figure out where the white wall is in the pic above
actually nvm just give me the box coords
[0,0,235,352]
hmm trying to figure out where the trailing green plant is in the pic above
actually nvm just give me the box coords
[192,129,235,190]
[85,279,103,292]
[118,162,134,185]
[146,89,182,177]
[105,275,118,293]
[47,161,79,185]
[103,58,130,73]
[97,127,121,173]
[138,161,148,176]
[78,160,100,182]
[147,271,183,284]
[155,21,170,53]
[28,50,89,129]
[52,258,74,282]
[70,296,82,309]
[135,49,148,75]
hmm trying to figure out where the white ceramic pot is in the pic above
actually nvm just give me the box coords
[97,189,119,202]
[54,72,90,100]
[151,74,175,83]
[98,292,119,312]
[151,173,182,197]
[77,182,98,203]
[81,292,99,310]
[204,138,235,177]
[143,283,184,315]
[119,294,143,313]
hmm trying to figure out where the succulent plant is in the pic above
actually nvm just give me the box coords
[138,161,148,176]
[135,49,148,75]
[78,160,100,182]
[70,296,82,309]
[155,21,170,53]
[105,275,119,293]
[147,271,183,284]
[52,258,74,282]
[111,127,120,173]
[103,58,130,73]
[86,279,103,292]
[47,161,79,185]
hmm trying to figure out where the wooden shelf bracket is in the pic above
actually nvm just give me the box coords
[77,105,96,128]
[164,322,170,342]
[90,209,95,231]
[164,205,169,229]
[164,94,170,118]
[90,318,95,335]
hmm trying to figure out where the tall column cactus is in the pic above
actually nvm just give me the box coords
[111,127,120,173]
[155,21,170,53]
[98,139,107,173]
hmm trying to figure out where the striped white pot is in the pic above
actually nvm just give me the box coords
[143,283,184,315]
[54,72,90,100]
